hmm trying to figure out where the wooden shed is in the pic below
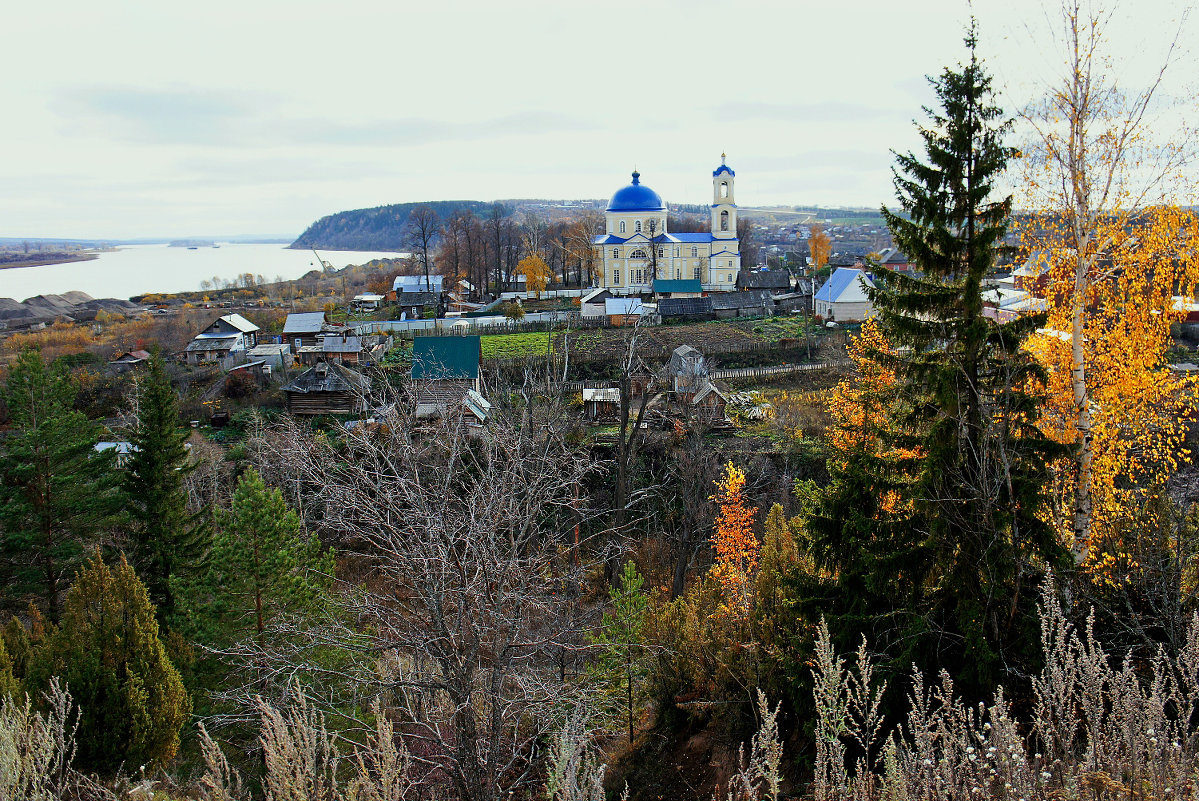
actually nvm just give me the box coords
[281,361,372,415]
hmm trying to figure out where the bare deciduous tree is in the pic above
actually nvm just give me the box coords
[233,390,599,801]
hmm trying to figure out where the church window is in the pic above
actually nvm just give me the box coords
[630,249,646,259]
[676,268,681,279]
[658,247,664,257]
[614,269,620,284]
[613,248,620,258]
[694,267,701,280]
[721,182,728,198]
[619,221,626,234]
[720,210,729,231]
[691,246,698,257]
[635,221,642,233]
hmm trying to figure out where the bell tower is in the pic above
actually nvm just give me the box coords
[711,153,737,240]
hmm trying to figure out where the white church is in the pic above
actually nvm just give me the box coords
[593,156,742,295]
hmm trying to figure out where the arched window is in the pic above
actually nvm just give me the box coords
[720,210,729,231]
[613,248,620,258]
[657,247,664,257]
[691,246,698,257]
[619,221,626,234]
[630,249,647,259]
[720,182,729,198]
[635,221,642,233]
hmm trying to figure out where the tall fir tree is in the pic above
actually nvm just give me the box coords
[124,352,207,617]
[0,349,122,621]
[800,28,1066,699]
[25,552,190,774]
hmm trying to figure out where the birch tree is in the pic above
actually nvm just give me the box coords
[1020,0,1199,564]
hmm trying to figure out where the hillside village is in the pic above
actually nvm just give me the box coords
[5,23,1199,799]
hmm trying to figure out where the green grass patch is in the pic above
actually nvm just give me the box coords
[481,331,554,359]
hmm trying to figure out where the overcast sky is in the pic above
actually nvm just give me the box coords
[1,0,1192,239]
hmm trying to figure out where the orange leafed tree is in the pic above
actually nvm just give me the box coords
[825,317,917,517]
[809,224,831,272]
[710,462,759,617]
[518,254,553,299]
[1019,1,1199,565]
[1024,207,1199,566]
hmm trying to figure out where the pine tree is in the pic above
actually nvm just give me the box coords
[588,559,649,744]
[0,349,122,621]
[25,552,190,773]
[181,467,333,649]
[124,352,207,617]
[802,28,1067,698]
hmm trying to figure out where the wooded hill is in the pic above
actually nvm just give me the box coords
[289,200,494,251]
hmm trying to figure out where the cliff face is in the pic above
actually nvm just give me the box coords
[290,200,491,251]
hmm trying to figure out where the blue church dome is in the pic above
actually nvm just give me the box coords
[607,171,666,212]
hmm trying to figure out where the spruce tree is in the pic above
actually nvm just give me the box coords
[802,29,1066,699]
[124,352,207,617]
[0,349,122,621]
[25,552,190,773]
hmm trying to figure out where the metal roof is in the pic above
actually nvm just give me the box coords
[411,336,481,380]
[219,313,259,333]
[652,278,703,294]
[604,298,645,316]
[607,171,666,212]
[393,274,444,292]
[283,312,327,334]
[814,267,873,304]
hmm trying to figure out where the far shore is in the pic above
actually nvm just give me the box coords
[0,252,101,271]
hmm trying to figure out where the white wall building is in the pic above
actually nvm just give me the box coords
[593,156,741,296]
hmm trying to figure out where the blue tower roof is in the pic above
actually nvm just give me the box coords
[713,153,735,177]
[607,171,666,212]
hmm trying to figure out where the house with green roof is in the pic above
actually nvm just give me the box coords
[411,335,486,423]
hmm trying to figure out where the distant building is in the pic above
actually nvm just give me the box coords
[593,156,742,296]
[814,267,875,322]
[393,274,445,294]
[184,314,259,364]
[283,312,333,349]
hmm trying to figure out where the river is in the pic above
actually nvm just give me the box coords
[0,244,408,301]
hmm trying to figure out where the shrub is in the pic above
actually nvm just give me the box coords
[26,553,190,774]
[811,578,1199,801]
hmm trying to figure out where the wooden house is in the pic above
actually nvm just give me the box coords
[297,333,391,366]
[665,345,709,398]
[283,312,332,349]
[582,386,621,421]
[411,336,487,423]
[281,362,372,416]
[185,314,259,364]
[658,296,714,321]
[736,270,792,292]
[108,349,151,371]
